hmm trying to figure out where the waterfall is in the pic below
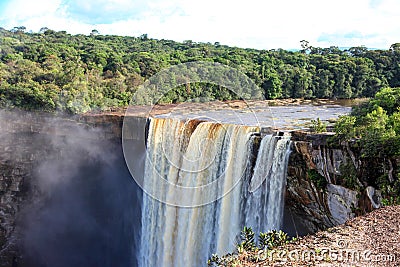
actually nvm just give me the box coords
[139,118,291,267]
[244,134,291,237]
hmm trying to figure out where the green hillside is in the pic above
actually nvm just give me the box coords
[1,27,400,113]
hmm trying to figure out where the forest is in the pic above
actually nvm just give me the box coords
[1,27,400,113]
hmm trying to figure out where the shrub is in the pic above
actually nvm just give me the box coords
[259,230,290,250]
[310,118,327,133]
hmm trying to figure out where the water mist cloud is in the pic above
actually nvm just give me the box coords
[0,110,142,267]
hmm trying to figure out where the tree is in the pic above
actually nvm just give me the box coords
[300,40,311,54]
[90,29,99,36]
[390,43,400,53]
[348,46,368,57]
[262,70,282,99]
[11,26,26,33]
[0,28,399,112]
[39,27,49,34]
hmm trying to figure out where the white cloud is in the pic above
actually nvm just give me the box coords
[0,0,399,49]
[2,0,62,21]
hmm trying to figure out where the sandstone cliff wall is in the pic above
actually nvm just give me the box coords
[285,131,384,234]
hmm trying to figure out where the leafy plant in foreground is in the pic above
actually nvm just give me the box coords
[208,227,294,266]
[259,230,291,250]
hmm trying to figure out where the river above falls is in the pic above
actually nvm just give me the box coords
[151,99,356,130]
[105,98,362,130]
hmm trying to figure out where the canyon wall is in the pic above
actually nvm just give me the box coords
[284,131,384,235]
[0,112,58,266]
[0,112,386,266]
[0,112,143,267]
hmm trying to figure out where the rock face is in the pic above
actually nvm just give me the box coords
[326,183,358,225]
[0,111,132,267]
[0,112,47,266]
[284,131,389,235]
[0,158,27,267]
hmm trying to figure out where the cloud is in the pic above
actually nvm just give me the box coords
[318,32,382,48]
[61,0,146,24]
[0,0,399,49]
[369,0,383,8]
[1,0,62,22]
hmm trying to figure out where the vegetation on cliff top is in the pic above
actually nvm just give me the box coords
[334,86,400,204]
[1,28,400,113]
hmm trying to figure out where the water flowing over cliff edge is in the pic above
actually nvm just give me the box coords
[139,118,291,267]
[0,110,387,267]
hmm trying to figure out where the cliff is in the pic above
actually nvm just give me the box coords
[285,131,385,235]
[0,111,123,266]
[0,111,390,266]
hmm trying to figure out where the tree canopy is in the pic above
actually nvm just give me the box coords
[335,87,400,157]
[0,28,399,113]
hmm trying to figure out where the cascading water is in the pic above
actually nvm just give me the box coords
[139,118,291,267]
[244,134,292,237]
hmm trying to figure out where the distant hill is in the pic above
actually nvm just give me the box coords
[0,28,399,113]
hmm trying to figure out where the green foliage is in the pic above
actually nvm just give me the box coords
[1,29,399,113]
[370,87,400,115]
[381,196,400,206]
[208,227,294,266]
[339,162,361,191]
[376,173,400,206]
[310,117,327,133]
[207,254,224,266]
[307,169,328,190]
[334,87,400,204]
[258,230,290,249]
[238,226,256,252]
[334,115,357,141]
[334,87,400,158]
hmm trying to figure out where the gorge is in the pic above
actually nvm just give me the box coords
[0,104,385,267]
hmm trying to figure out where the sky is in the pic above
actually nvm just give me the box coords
[0,0,399,50]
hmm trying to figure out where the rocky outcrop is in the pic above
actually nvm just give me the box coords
[326,184,358,225]
[284,131,390,235]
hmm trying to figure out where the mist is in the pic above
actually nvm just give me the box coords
[0,110,143,267]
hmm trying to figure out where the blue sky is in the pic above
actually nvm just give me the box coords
[0,0,399,50]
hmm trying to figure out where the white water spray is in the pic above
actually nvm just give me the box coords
[139,118,291,267]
